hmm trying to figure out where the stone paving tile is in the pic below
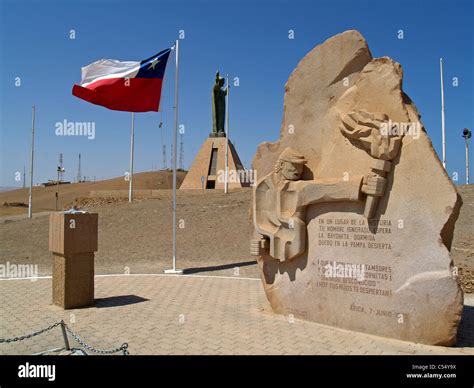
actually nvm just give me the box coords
[0,275,473,355]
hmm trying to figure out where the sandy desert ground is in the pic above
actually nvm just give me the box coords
[0,176,472,289]
[0,170,186,216]
[1,185,256,277]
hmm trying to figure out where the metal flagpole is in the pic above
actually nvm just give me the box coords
[224,74,230,194]
[165,39,183,274]
[440,58,446,169]
[28,105,35,219]
[466,136,470,184]
[56,168,59,211]
[463,128,471,184]
[128,112,135,202]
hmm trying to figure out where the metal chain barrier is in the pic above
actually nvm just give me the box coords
[0,321,62,344]
[64,325,129,355]
[0,320,129,355]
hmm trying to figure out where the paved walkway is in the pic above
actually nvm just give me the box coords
[0,274,473,355]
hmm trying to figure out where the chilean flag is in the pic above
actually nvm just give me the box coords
[72,48,172,112]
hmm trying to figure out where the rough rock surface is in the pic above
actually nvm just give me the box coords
[252,30,463,346]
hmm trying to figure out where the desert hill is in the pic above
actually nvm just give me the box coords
[0,170,186,216]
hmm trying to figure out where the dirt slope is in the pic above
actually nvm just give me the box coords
[0,171,186,216]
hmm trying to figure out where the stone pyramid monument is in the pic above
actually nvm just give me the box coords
[180,72,249,190]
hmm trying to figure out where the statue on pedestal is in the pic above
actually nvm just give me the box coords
[211,71,227,137]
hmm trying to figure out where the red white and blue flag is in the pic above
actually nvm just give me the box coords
[72,48,172,112]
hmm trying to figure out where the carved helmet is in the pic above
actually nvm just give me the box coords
[279,147,307,164]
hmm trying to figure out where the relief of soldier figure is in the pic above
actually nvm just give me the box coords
[251,146,387,262]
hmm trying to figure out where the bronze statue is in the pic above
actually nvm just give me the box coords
[211,71,227,137]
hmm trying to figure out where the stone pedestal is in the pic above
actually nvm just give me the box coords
[49,212,98,309]
[180,137,249,190]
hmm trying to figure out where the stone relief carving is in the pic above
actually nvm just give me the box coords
[250,30,463,346]
[340,110,404,218]
[251,144,387,262]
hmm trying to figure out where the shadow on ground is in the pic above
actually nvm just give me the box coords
[94,295,149,308]
[183,260,257,275]
[456,305,473,347]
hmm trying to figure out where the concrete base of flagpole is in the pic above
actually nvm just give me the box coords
[164,269,183,275]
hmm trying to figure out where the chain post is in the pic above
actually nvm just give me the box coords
[0,321,129,355]
[60,320,70,350]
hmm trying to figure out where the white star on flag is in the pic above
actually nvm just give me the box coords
[148,57,160,70]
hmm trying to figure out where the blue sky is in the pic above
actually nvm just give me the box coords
[0,0,472,187]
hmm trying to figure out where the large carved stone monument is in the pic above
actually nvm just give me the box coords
[251,30,463,345]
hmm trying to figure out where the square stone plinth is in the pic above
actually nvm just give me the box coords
[49,213,98,255]
[52,253,94,309]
